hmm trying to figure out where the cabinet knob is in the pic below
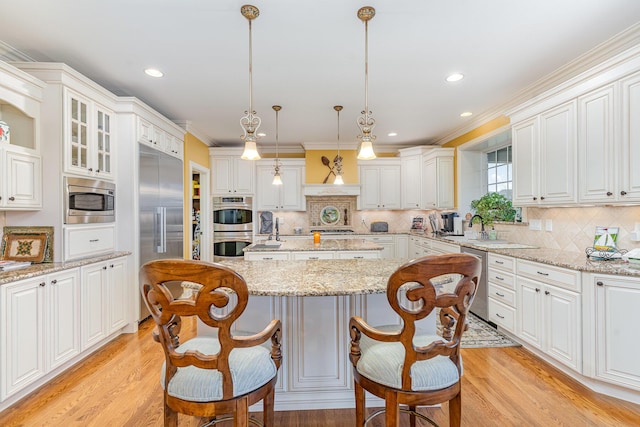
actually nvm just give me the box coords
[533,197,537,201]
[110,264,114,268]
[544,290,550,295]
[606,191,613,196]
[103,266,107,270]
[88,168,93,172]
[535,288,540,292]
[8,196,15,201]
[0,196,2,200]
[39,282,46,287]
[96,169,100,173]
[621,191,627,196]
[540,196,545,200]
[51,279,57,284]
[596,281,604,287]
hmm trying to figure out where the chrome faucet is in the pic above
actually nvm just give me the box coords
[275,217,280,241]
[468,214,485,231]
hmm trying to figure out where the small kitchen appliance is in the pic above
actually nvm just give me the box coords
[371,221,388,232]
[440,212,459,233]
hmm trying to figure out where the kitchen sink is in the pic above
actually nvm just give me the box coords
[251,242,282,249]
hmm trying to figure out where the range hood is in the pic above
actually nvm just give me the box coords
[303,184,361,196]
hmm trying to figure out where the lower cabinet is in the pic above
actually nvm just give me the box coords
[1,268,80,400]
[590,274,640,390]
[81,257,128,350]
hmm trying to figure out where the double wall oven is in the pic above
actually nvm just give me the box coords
[213,196,253,260]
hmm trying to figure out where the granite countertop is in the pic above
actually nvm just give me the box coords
[244,238,383,252]
[219,258,407,296]
[0,251,132,286]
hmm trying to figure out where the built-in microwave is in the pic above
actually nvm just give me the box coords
[64,176,115,224]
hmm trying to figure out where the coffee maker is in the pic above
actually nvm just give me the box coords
[440,212,459,233]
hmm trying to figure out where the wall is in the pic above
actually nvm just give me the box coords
[182,132,210,257]
[305,150,359,184]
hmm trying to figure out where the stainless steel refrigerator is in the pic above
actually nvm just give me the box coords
[138,143,184,321]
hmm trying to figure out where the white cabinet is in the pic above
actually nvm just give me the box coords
[256,159,305,210]
[64,224,116,261]
[359,161,401,209]
[487,253,516,333]
[589,274,640,390]
[400,153,422,208]
[619,72,640,201]
[395,235,408,259]
[80,257,128,350]
[516,260,581,372]
[244,251,289,261]
[211,150,255,195]
[422,149,454,209]
[513,101,577,206]
[291,251,335,260]
[364,235,395,259]
[137,116,183,159]
[64,89,115,179]
[0,150,41,209]
[0,269,80,400]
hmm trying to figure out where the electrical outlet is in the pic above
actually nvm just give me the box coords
[361,217,366,225]
[277,217,285,225]
[529,219,542,231]
[545,219,553,232]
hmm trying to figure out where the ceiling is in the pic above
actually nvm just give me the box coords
[1,1,639,151]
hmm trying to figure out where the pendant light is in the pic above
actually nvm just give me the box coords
[240,5,261,160]
[333,105,344,185]
[356,6,377,160]
[272,105,283,185]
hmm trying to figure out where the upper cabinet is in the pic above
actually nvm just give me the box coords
[256,159,305,211]
[509,50,640,207]
[512,101,577,206]
[64,88,115,179]
[210,148,255,195]
[398,147,454,210]
[137,116,183,160]
[358,160,401,210]
[0,61,44,210]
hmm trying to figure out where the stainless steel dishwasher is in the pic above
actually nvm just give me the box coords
[460,246,489,323]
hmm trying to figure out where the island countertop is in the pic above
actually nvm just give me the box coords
[243,238,383,252]
[218,258,406,296]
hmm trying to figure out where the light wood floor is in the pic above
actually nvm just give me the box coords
[1,318,640,427]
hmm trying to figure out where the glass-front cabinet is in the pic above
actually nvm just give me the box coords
[64,88,113,180]
[0,61,44,210]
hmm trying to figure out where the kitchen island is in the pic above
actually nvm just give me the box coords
[243,237,384,261]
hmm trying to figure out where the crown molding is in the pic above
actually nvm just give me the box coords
[0,41,36,62]
[173,120,213,146]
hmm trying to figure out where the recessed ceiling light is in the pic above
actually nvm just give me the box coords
[446,73,464,82]
[388,132,398,137]
[460,111,473,117]
[144,68,164,78]
[257,133,266,137]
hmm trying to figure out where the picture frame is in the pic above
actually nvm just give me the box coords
[1,226,54,263]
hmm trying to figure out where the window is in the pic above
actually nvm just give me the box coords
[486,146,512,199]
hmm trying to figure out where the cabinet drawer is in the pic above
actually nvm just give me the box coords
[517,259,580,291]
[366,235,394,243]
[488,299,516,333]
[488,283,516,308]
[488,253,515,272]
[487,269,515,290]
[337,251,380,259]
[430,240,460,254]
[244,252,289,261]
[291,252,335,260]
[64,225,115,261]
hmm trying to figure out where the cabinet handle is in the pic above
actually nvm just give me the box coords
[540,196,545,200]
[545,290,550,295]
[621,190,627,196]
[496,313,505,319]
[309,257,319,260]
[39,282,46,287]
[354,256,364,259]
[606,191,613,196]
[535,288,540,292]
[536,271,549,276]
[495,292,505,297]
[8,196,15,201]
[495,276,504,281]
[495,260,504,265]
[263,257,273,260]
[89,239,99,243]
[596,281,604,287]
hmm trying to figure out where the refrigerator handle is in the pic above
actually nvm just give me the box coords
[156,207,166,253]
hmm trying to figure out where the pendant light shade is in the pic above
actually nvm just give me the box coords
[334,105,344,185]
[240,5,262,160]
[356,6,377,160]
[272,105,283,185]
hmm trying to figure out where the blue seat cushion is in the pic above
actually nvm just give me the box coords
[160,336,277,402]
[357,325,460,391]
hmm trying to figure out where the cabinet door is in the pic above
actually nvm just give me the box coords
[401,155,422,208]
[620,71,640,201]
[516,277,543,349]
[66,91,91,175]
[233,158,254,194]
[539,101,577,204]
[578,85,616,202]
[395,235,408,259]
[379,166,401,209]
[212,157,233,194]
[81,263,107,350]
[5,151,41,208]
[360,166,381,209]
[422,158,437,208]
[1,277,46,399]
[95,105,113,179]
[512,117,539,205]
[106,258,128,333]
[280,165,304,210]
[544,285,581,372]
[256,165,281,210]
[594,276,640,389]
[436,157,455,209]
[48,269,81,370]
